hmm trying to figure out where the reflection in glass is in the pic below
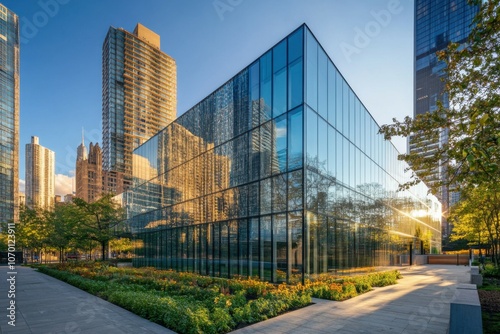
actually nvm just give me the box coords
[273,115,287,173]
[288,58,303,110]
[260,51,272,122]
[288,107,303,169]
[126,25,442,284]
[306,29,318,111]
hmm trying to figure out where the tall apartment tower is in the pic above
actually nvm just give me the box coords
[413,0,479,237]
[25,136,55,209]
[75,135,103,203]
[102,23,176,191]
[0,4,19,222]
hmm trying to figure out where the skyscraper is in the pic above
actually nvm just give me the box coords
[75,136,103,203]
[0,3,19,223]
[25,136,55,209]
[102,23,177,190]
[413,0,479,236]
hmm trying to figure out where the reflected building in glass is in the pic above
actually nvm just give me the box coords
[0,4,19,223]
[124,25,442,283]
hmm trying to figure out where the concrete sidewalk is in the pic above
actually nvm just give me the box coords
[234,265,470,334]
[0,264,470,334]
[0,266,174,334]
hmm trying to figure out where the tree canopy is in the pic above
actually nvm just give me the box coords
[379,0,500,193]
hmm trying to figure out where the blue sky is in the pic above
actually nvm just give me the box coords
[2,0,413,195]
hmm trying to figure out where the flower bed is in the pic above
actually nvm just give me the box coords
[37,263,401,333]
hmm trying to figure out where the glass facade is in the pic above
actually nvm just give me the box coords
[124,25,442,283]
[0,4,19,223]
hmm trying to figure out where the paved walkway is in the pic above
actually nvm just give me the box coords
[0,265,470,334]
[234,265,471,334]
[0,266,174,334]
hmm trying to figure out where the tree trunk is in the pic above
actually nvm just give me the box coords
[101,242,106,261]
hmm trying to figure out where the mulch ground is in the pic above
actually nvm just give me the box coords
[479,278,500,334]
[479,290,500,313]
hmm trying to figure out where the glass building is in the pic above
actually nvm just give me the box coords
[124,25,442,283]
[0,3,19,223]
[413,0,479,237]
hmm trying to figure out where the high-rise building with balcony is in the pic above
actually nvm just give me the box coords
[25,136,55,209]
[413,0,479,237]
[0,3,19,222]
[102,23,177,192]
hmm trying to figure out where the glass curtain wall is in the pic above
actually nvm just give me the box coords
[303,28,441,277]
[125,25,441,283]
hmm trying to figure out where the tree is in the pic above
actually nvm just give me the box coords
[379,0,500,192]
[73,195,125,261]
[451,184,500,266]
[16,205,49,262]
[44,204,79,262]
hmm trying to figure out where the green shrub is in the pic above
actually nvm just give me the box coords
[303,270,401,301]
[37,264,312,333]
[482,264,500,278]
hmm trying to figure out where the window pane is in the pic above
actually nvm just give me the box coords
[288,107,303,169]
[327,62,336,126]
[249,218,259,277]
[248,182,259,216]
[260,121,272,178]
[261,216,272,281]
[238,220,249,277]
[272,173,287,213]
[273,67,287,118]
[249,129,260,181]
[328,126,336,177]
[289,211,303,283]
[318,117,328,172]
[336,74,343,133]
[306,30,318,111]
[260,177,272,215]
[260,51,272,122]
[288,58,303,110]
[273,39,287,72]
[342,81,349,136]
[288,170,303,211]
[273,114,287,174]
[318,48,328,120]
[306,108,318,166]
[274,214,287,283]
[249,61,260,128]
[288,27,303,63]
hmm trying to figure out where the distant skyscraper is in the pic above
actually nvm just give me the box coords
[64,194,74,204]
[413,0,479,237]
[25,136,55,209]
[76,136,103,203]
[0,3,19,222]
[102,23,177,189]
